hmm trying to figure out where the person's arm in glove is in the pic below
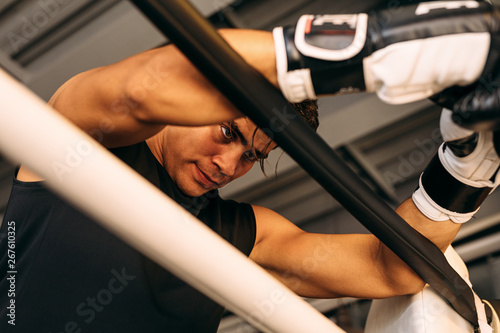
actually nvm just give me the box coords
[273,0,500,106]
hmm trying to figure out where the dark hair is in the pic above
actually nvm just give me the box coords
[257,99,319,175]
[291,99,319,132]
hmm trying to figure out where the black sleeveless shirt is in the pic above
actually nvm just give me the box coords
[0,142,256,332]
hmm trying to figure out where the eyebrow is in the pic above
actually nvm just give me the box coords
[230,122,247,146]
[230,122,268,159]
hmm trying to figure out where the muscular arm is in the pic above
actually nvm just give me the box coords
[17,29,276,182]
[49,29,277,148]
[250,199,461,299]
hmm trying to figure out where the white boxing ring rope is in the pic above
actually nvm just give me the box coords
[0,70,345,332]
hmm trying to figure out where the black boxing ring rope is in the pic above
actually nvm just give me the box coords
[130,0,480,329]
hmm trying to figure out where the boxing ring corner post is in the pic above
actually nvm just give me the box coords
[128,0,481,329]
[0,70,345,333]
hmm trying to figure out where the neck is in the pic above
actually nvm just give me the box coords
[146,135,165,167]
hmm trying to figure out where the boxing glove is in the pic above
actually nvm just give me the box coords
[432,69,500,132]
[273,0,500,104]
[412,109,500,223]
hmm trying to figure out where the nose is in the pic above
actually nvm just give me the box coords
[212,147,242,178]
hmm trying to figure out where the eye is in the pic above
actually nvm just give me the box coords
[221,125,234,141]
[244,150,257,162]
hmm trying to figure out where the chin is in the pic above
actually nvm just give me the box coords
[179,184,209,198]
[185,190,205,197]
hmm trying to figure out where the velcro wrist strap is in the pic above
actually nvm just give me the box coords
[273,14,369,102]
[422,153,493,214]
[273,27,317,102]
[294,14,368,61]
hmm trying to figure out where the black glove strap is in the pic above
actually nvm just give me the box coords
[422,153,493,213]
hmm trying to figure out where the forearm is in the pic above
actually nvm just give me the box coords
[121,29,278,125]
[218,29,278,87]
[395,198,461,252]
[373,198,461,296]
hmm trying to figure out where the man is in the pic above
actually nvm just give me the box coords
[1,1,500,332]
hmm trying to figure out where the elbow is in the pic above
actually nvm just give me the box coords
[375,279,425,299]
[123,80,174,125]
[122,81,153,123]
[121,57,170,124]
[378,257,426,297]
[389,274,426,297]
[375,240,426,297]
[401,279,426,296]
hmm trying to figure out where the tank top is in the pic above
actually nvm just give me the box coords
[0,142,256,332]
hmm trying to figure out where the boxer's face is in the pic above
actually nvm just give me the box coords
[152,117,275,197]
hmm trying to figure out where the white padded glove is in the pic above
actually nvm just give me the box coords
[413,109,500,223]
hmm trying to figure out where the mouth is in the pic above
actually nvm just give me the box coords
[194,165,222,189]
